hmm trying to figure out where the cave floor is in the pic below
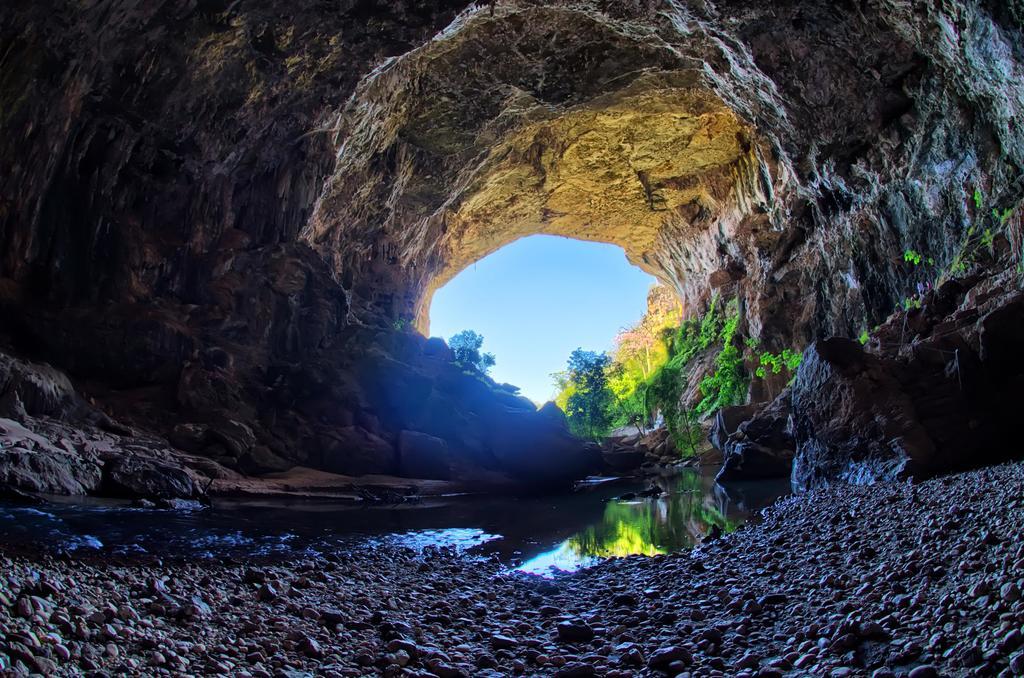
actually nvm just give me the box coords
[2,462,1021,677]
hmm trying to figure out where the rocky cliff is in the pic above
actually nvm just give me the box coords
[1,0,1022,498]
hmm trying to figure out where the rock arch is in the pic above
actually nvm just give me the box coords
[307,2,792,333]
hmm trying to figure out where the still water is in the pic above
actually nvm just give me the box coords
[0,468,789,576]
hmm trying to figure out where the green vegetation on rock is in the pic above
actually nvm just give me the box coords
[552,288,761,454]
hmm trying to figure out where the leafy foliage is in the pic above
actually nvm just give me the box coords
[604,286,681,432]
[903,249,934,267]
[561,349,613,440]
[448,330,496,374]
[551,289,761,457]
[695,299,747,416]
[754,348,803,379]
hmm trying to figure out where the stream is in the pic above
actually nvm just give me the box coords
[0,467,790,576]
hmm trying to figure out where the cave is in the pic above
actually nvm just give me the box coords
[2,0,1024,674]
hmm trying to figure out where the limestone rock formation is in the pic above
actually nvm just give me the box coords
[1,0,1022,495]
[0,354,207,499]
[722,270,1024,489]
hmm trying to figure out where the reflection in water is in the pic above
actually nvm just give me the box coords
[517,471,781,576]
[0,469,789,573]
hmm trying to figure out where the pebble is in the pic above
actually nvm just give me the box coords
[556,619,594,643]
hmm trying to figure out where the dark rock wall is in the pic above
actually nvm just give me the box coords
[699,0,1024,346]
[0,0,1022,488]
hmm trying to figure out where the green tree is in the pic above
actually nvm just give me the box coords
[562,349,613,439]
[448,330,496,374]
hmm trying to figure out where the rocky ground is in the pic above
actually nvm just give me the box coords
[2,463,1023,677]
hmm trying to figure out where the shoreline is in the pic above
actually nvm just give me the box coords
[3,462,1021,676]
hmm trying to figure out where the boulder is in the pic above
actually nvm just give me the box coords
[0,354,79,419]
[397,430,452,480]
[208,419,257,458]
[709,404,760,452]
[715,396,794,482]
[718,441,793,482]
[538,401,569,425]
[484,407,600,486]
[786,277,1024,490]
[789,338,937,489]
[103,457,199,500]
[0,447,103,496]
[168,423,209,453]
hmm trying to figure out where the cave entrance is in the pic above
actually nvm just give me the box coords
[428,235,658,405]
[308,4,783,356]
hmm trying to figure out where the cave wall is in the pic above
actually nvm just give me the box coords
[1,0,1022,485]
[311,0,1024,351]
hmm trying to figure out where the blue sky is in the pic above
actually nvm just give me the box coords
[429,235,657,404]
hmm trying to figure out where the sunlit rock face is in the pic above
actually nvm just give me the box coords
[311,0,1024,348]
[309,3,784,331]
[0,0,1022,490]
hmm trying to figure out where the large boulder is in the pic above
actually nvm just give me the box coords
[103,456,200,500]
[0,446,103,496]
[709,404,760,452]
[714,397,794,482]
[238,445,294,475]
[713,277,1024,491]
[0,354,80,419]
[602,447,647,473]
[789,339,938,488]
[788,278,1024,490]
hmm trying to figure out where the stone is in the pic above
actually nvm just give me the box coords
[601,448,647,473]
[256,584,278,603]
[789,339,960,489]
[782,285,1024,490]
[556,620,595,643]
[553,662,596,677]
[298,635,323,658]
[648,646,692,669]
[715,395,794,482]
[709,404,760,451]
[489,634,517,650]
[103,457,198,500]
[238,445,294,475]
